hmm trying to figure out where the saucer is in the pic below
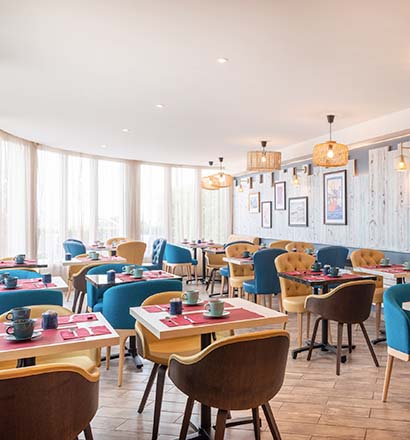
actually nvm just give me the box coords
[5,331,42,342]
[130,275,144,279]
[183,300,204,306]
[3,285,18,290]
[5,318,37,326]
[203,311,230,319]
[380,264,391,267]
[329,274,341,278]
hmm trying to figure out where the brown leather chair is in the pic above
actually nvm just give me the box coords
[72,263,100,313]
[285,241,314,253]
[204,247,225,295]
[305,280,379,375]
[117,240,147,265]
[0,363,99,440]
[169,330,289,440]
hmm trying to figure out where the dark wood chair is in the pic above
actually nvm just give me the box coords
[72,263,100,313]
[0,363,99,440]
[305,280,380,375]
[168,330,289,440]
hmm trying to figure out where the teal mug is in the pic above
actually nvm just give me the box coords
[123,265,135,274]
[6,319,35,340]
[403,261,410,270]
[14,254,25,264]
[330,267,339,277]
[5,276,18,289]
[182,290,200,305]
[205,300,225,317]
[6,307,31,321]
[132,267,144,278]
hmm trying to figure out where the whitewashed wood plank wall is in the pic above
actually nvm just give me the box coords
[233,146,410,252]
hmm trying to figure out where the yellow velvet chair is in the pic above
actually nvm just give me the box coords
[227,234,260,245]
[106,236,128,246]
[117,240,147,265]
[205,247,226,295]
[351,248,385,337]
[225,243,258,298]
[135,291,201,440]
[269,240,292,250]
[275,252,315,347]
[285,241,315,253]
[0,305,98,371]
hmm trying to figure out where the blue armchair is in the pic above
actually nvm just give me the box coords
[0,289,63,315]
[382,284,410,401]
[164,243,198,283]
[143,239,167,271]
[101,279,182,386]
[317,246,349,268]
[243,248,287,308]
[0,269,40,279]
[63,239,86,257]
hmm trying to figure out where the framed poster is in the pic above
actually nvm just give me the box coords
[288,197,308,227]
[323,170,347,225]
[274,181,286,210]
[261,201,272,228]
[248,192,260,213]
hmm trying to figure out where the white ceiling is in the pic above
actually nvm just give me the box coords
[1,0,410,170]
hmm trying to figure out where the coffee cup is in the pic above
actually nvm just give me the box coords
[322,265,331,275]
[65,253,72,261]
[311,261,322,272]
[242,251,250,258]
[191,240,196,244]
[42,310,58,330]
[169,298,183,315]
[0,272,9,284]
[380,258,387,266]
[42,273,52,284]
[5,276,18,289]
[132,267,144,278]
[107,269,116,282]
[14,254,25,264]
[6,307,31,321]
[305,248,313,255]
[385,257,390,265]
[182,290,200,305]
[205,299,225,317]
[403,261,410,270]
[123,265,134,274]
[330,267,339,277]
[6,318,35,340]
[90,251,99,260]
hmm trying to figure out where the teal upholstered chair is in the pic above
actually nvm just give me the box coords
[164,244,198,283]
[63,239,86,257]
[0,290,63,315]
[317,246,349,268]
[0,269,40,279]
[143,239,167,271]
[382,284,410,401]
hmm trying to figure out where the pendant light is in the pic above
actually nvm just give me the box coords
[247,140,281,172]
[312,115,348,167]
[397,143,408,172]
[201,161,219,190]
[210,157,233,188]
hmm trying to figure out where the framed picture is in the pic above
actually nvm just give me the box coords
[274,181,286,210]
[288,197,308,227]
[323,170,347,225]
[261,201,272,228]
[248,192,260,213]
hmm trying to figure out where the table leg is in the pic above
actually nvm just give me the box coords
[201,249,207,284]
[100,336,144,369]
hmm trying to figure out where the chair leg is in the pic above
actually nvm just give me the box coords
[211,269,216,294]
[282,311,288,330]
[262,403,282,440]
[221,276,226,295]
[214,409,228,440]
[179,397,195,440]
[83,424,93,440]
[359,322,380,367]
[138,363,160,413]
[252,407,261,440]
[347,323,353,353]
[382,354,394,402]
[306,312,311,340]
[297,313,303,347]
[77,291,85,313]
[375,302,381,337]
[72,288,79,313]
[277,293,283,313]
[106,346,111,370]
[336,322,343,376]
[152,365,167,440]
[194,265,198,285]
[118,335,127,387]
[307,317,321,361]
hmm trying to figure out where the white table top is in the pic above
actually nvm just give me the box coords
[223,256,254,266]
[0,312,119,363]
[354,265,410,280]
[0,259,48,269]
[62,256,126,267]
[181,242,221,249]
[85,244,116,252]
[130,298,287,340]
[403,302,410,311]
[3,276,68,292]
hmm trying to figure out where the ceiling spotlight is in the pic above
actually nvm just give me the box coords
[217,57,229,64]
[156,104,164,108]
[122,128,130,133]
[100,144,107,149]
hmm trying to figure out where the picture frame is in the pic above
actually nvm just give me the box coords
[323,170,347,225]
[288,196,308,227]
[274,181,286,210]
[261,201,272,228]
[248,192,260,213]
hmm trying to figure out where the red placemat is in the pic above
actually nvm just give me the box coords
[160,308,264,327]
[116,271,175,283]
[0,259,38,267]
[363,265,410,274]
[58,314,97,324]
[301,273,361,282]
[143,301,234,313]
[60,325,111,340]
[0,281,57,291]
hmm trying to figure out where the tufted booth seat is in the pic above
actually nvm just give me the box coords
[351,248,386,337]
[225,243,259,297]
[285,241,315,253]
[275,252,315,347]
[227,234,260,245]
[143,238,167,271]
[269,240,292,250]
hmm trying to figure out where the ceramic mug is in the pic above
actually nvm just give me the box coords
[123,265,135,274]
[169,298,183,315]
[42,310,58,330]
[6,307,31,321]
[42,273,52,284]
[0,272,10,284]
[6,319,35,340]
[182,290,200,305]
[403,261,410,270]
[242,251,250,258]
[5,276,18,289]
[205,300,225,317]
[330,267,339,277]
[132,267,144,278]
[14,254,25,264]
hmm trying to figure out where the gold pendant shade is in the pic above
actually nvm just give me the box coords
[247,141,281,172]
[200,175,219,190]
[201,157,233,190]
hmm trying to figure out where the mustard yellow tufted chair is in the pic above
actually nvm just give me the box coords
[106,237,129,246]
[227,234,260,245]
[269,240,292,250]
[225,243,259,298]
[275,252,315,347]
[351,249,385,337]
[285,242,315,253]
[117,240,147,265]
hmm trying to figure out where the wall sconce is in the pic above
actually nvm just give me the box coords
[397,142,410,172]
[291,164,311,186]
[292,168,300,186]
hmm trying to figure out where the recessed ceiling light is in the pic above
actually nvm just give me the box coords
[217,57,229,64]
[101,144,107,149]
[122,128,130,133]
[156,104,164,108]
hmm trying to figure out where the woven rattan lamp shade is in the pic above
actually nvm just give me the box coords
[210,172,233,188]
[200,175,219,190]
[312,140,348,167]
[247,150,281,172]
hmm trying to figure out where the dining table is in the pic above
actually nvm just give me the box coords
[0,259,48,270]
[130,297,287,440]
[354,264,410,284]
[86,243,117,253]
[222,256,254,266]
[0,276,68,293]
[278,269,377,361]
[62,255,126,267]
[0,312,119,367]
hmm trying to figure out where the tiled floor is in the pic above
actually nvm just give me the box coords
[78,284,410,440]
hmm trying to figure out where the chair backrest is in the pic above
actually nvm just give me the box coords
[205,246,226,266]
[0,304,72,321]
[269,240,291,250]
[63,239,86,257]
[117,241,147,265]
[102,279,183,329]
[225,243,258,277]
[223,240,254,249]
[227,234,260,245]
[72,264,101,293]
[253,248,287,294]
[383,284,410,355]
[151,238,167,266]
[106,237,128,246]
[305,280,376,323]
[285,241,314,253]
[165,243,193,264]
[169,330,289,410]
[351,248,384,267]
[0,290,63,315]
[274,252,315,298]
[0,269,39,279]
[317,246,349,268]
[0,363,99,440]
